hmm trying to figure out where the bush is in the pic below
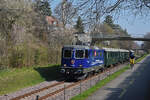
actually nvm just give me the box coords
[9,47,24,68]
[7,43,62,68]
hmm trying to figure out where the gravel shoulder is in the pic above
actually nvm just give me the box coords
[0,80,61,100]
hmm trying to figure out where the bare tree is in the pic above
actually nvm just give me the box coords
[74,0,150,29]
[76,0,150,18]
[106,0,150,13]
[54,0,77,28]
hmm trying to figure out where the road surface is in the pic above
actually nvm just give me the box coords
[86,55,150,100]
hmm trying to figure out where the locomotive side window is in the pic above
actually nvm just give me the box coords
[75,50,84,58]
[64,50,72,58]
[85,50,88,58]
[96,51,99,57]
[99,52,102,57]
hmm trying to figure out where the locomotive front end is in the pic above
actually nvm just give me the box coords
[60,45,89,79]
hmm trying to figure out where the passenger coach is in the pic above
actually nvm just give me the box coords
[103,48,129,67]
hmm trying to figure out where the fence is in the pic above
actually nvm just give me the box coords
[36,64,126,100]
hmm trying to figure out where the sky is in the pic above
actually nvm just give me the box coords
[51,0,150,44]
[116,16,150,37]
[115,15,150,45]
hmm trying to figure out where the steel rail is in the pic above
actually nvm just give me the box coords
[11,81,65,100]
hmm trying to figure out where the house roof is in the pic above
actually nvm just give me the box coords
[45,16,58,25]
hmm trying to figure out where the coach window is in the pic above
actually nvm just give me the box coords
[85,50,88,58]
[107,53,109,58]
[64,50,72,58]
[75,50,84,58]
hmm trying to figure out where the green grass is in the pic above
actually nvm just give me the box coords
[135,54,147,63]
[71,54,148,100]
[0,64,60,95]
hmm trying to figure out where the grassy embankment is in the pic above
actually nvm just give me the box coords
[71,54,148,100]
[0,64,60,95]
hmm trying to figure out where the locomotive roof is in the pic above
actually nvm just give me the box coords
[63,45,101,50]
[63,45,90,49]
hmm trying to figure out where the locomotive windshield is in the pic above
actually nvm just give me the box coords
[64,50,72,58]
[75,50,84,58]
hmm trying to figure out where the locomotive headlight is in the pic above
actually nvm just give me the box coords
[71,60,75,64]
[79,65,82,67]
[64,64,66,67]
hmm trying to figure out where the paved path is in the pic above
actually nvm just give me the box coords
[86,55,150,100]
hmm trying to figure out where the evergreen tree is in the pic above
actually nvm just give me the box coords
[104,15,114,28]
[122,29,129,36]
[75,16,84,32]
[35,0,52,16]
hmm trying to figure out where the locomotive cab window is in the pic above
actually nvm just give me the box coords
[75,50,84,58]
[85,50,88,58]
[63,50,72,58]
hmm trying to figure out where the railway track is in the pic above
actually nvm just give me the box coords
[10,64,122,100]
[37,65,121,100]
[10,81,69,100]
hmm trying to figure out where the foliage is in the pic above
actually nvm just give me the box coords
[35,0,52,16]
[104,15,115,28]
[102,23,114,34]
[74,16,84,32]
[0,0,75,69]
[9,46,24,68]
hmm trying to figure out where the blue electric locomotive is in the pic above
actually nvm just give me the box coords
[60,45,104,79]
